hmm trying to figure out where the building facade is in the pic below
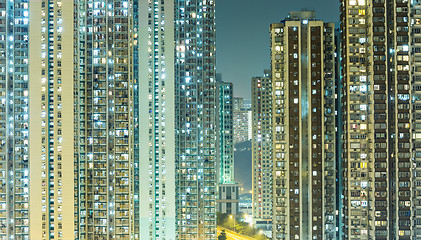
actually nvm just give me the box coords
[0,1,31,238]
[334,27,344,240]
[73,1,137,238]
[247,108,253,141]
[174,0,217,239]
[0,1,74,239]
[31,1,75,239]
[216,81,239,215]
[243,99,252,110]
[234,97,251,144]
[138,0,176,239]
[341,0,421,239]
[271,11,336,239]
[251,74,273,227]
[216,81,234,185]
[411,1,421,238]
[0,1,218,239]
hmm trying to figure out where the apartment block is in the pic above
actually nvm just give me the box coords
[340,0,421,238]
[234,97,251,144]
[174,0,217,238]
[252,73,273,228]
[0,1,31,238]
[216,81,239,215]
[216,81,235,185]
[271,11,336,239]
[138,0,176,239]
[0,1,75,239]
[73,1,137,238]
[0,1,218,239]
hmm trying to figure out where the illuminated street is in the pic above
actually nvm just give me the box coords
[217,226,257,240]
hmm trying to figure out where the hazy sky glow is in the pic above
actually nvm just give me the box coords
[216,0,339,99]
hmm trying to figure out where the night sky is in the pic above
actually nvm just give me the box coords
[216,0,340,99]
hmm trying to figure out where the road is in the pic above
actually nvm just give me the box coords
[217,226,257,240]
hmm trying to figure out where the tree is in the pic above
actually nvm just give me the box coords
[218,230,227,240]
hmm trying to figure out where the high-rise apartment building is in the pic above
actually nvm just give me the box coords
[216,81,234,185]
[340,0,420,238]
[216,80,239,215]
[251,73,273,228]
[411,1,421,238]
[138,0,176,239]
[247,110,253,142]
[73,1,137,238]
[244,99,253,141]
[271,11,336,239]
[174,0,217,239]
[234,97,251,144]
[234,97,244,112]
[139,0,218,238]
[334,27,343,240]
[0,2,31,238]
[0,1,217,239]
[31,1,74,239]
[0,1,74,239]
[243,99,252,110]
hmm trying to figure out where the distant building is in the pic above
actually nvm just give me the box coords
[243,99,252,110]
[239,194,253,216]
[234,97,244,112]
[247,110,253,141]
[243,99,253,141]
[251,72,273,229]
[270,11,337,239]
[234,97,251,144]
[216,81,235,184]
[216,80,239,215]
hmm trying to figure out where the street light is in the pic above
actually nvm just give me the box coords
[243,213,252,225]
[229,215,236,232]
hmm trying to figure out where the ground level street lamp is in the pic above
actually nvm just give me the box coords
[229,215,236,232]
